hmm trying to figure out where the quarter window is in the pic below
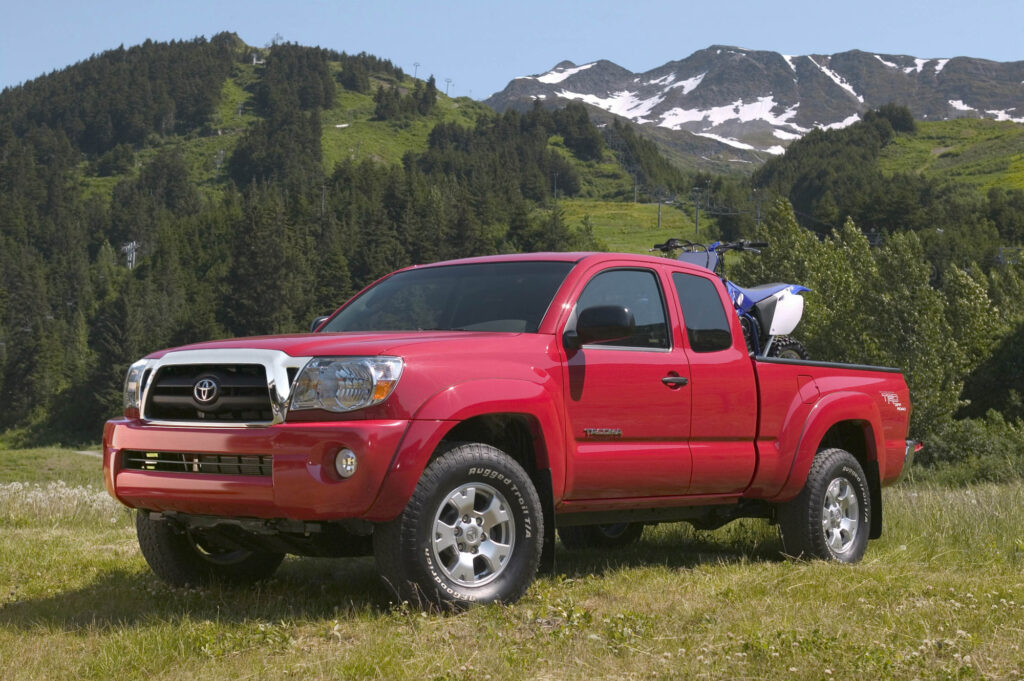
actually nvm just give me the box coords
[576,269,669,349]
[673,272,733,352]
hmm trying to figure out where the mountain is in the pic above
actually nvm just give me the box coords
[486,46,1024,166]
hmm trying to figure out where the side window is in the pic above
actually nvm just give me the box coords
[673,272,733,352]
[576,269,669,349]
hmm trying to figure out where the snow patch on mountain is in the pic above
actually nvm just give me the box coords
[985,109,1024,123]
[692,132,756,151]
[821,113,861,130]
[934,59,950,73]
[556,89,664,122]
[668,73,705,94]
[904,58,930,74]
[875,55,900,69]
[949,99,975,111]
[808,56,864,102]
[659,96,807,132]
[534,62,596,84]
[646,73,675,87]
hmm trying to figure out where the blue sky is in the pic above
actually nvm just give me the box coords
[2,0,1022,100]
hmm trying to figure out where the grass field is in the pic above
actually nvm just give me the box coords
[1,448,1022,680]
[559,199,718,254]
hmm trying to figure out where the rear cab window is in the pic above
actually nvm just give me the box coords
[672,272,733,352]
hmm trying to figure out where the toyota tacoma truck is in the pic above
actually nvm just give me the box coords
[102,252,914,607]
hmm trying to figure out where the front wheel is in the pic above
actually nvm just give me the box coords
[373,443,544,608]
[766,335,809,360]
[777,448,871,563]
[135,512,284,586]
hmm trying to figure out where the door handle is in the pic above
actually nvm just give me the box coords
[661,376,689,387]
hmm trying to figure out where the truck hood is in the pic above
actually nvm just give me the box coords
[146,331,533,359]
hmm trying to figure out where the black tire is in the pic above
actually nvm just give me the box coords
[767,335,809,360]
[558,523,644,550]
[373,443,544,608]
[135,512,284,586]
[777,448,871,563]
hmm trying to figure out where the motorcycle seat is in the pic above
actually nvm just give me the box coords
[731,282,792,304]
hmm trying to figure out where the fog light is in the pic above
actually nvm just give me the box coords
[334,448,357,479]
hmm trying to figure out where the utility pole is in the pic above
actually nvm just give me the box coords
[690,185,704,239]
[444,78,452,96]
[121,241,140,270]
[413,62,420,78]
[633,174,638,203]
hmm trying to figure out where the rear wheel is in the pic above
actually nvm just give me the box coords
[777,448,870,563]
[767,335,809,360]
[373,443,543,608]
[559,523,644,550]
[135,512,284,586]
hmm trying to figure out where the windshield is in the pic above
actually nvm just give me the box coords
[321,261,575,333]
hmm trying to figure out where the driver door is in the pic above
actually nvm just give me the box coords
[561,266,692,500]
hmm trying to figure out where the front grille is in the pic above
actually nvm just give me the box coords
[144,364,273,422]
[123,451,272,476]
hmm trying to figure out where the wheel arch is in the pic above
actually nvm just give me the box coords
[364,379,565,524]
[772,392,886,539]
[772,392,884,501]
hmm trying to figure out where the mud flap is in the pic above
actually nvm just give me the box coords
[866,460,883,539]
[533,469,556,574]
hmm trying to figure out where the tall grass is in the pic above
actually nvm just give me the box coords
[1,449,1022,680]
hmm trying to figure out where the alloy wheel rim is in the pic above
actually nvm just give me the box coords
[821,477,860,555]
[431,482,516,587]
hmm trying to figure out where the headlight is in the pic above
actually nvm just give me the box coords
[289,357,404,413]
[123,359,149,412]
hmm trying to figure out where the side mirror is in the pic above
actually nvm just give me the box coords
[310,315,329,333]
[563,305,635,350]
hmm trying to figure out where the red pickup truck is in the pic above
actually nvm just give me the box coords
[103,252,913,607]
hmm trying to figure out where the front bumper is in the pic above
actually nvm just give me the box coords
[103,418,409,521]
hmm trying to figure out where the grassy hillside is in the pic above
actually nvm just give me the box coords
[1,448,1022,680]
[879,118,1024,191]
[319,62,493,169]
[79,61,494,199]
[558,198,718,253]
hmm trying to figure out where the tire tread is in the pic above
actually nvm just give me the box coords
[778,447,870,562]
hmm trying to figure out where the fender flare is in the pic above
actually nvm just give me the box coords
[364,379,566,521]
[770,391,884,503]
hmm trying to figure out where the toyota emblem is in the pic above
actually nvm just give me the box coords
[193,377,219,404]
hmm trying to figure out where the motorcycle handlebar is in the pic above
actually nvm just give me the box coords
[716,240,769,253]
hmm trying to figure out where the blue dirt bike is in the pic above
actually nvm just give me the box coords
[652,239,810,359]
